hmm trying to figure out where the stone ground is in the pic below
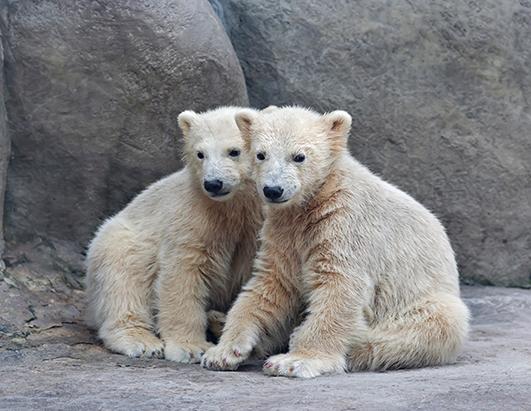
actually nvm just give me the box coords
[1,283,530,410]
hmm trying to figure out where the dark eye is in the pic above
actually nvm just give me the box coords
[256,152,266,161]
[197,151,204,159]
[293,153,306,163]
[229,149,241,157]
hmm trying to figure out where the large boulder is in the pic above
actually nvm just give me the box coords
[218,0,531,287]
[2,0,248,257]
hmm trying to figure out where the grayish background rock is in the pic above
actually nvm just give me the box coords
[218,0,531,287]
[2,0,248,257]
[0,3,9,257]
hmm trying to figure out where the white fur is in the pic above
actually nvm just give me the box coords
[203,106,470,378]
[85,106,262,362]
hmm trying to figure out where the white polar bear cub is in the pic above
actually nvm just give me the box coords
[202,106,470,378]
[85,106,262,363]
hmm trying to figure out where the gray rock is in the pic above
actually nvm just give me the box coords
[218,0,531,287]
[0,4,9,257]
[2,0,247,256]
[1,286,530,410]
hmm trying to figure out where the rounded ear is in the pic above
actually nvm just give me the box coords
[177,110,199,137]
[235,108,258,136]
[322,110,352,154]
[323,110,352,137]
[261,105,279,113]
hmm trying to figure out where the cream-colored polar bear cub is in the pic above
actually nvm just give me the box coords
[85,106,262,363]
[202,106,470,378]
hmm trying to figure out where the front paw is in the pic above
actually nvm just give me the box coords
[201,341,252,371]
[102,328,164,359]
[164,340,214,364]
[263,352,345,379]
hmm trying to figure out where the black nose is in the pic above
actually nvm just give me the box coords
[263,186,284,200]
[204,179,223,194]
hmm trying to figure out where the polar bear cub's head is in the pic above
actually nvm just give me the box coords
[234,106,352,206]
[178,106,256,201]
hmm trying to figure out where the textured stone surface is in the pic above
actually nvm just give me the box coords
[2,0,247,255]
[0,3,9,256]
[218,0,531,287]
[1,285,530,410]
[0,241,84,345]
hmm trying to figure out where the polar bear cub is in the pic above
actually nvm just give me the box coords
[202,106,470,378]
[85,106,262,362]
